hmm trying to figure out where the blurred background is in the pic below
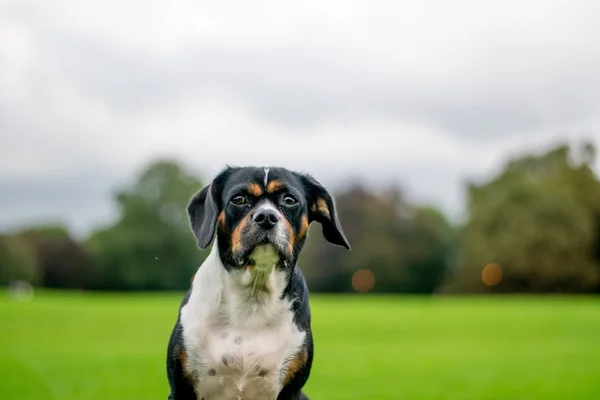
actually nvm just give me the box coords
[1,1,600,399]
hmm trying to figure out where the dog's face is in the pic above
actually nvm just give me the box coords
[187,166,350,272]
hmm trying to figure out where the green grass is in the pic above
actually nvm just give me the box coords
[1,291,599,399]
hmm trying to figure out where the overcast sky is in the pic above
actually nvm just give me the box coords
[1,0,599,236]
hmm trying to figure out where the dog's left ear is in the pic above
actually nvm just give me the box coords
[303,175,351,250]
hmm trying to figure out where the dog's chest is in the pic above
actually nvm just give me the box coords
[182,295,306,399]
[196,325,302,399]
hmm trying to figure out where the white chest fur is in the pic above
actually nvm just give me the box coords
[180,245,306,400]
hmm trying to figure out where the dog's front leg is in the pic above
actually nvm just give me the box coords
[167,317,197,399]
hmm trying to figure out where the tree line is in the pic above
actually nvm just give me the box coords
[2,141,600,294]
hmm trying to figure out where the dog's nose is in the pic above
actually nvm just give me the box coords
[253,209,280,230]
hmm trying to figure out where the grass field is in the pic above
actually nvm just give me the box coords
[1,291,599,399]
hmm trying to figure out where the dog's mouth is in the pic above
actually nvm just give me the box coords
[231,244,285,294]
[233,239,290,271]
[246,244,280,272]
[227,225,295,271]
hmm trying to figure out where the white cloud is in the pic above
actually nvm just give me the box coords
[1,0,600,234]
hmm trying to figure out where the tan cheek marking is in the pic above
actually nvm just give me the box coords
[297,215,309,241]
[247,183,263,197]
[266,180,284,193]
[217,210,225,228]
[231,214,251,253]
[283,350,308,385]
[283,218,294,254]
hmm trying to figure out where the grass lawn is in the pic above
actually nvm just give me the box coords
[1,290,599,399]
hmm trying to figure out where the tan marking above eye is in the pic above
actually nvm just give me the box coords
[266,180,285,193]
[246,183,263,197]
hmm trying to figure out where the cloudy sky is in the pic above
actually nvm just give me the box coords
[1,0,599,236]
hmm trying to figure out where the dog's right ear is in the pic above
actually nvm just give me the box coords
[187,181,222,249]
[188,167,236,248]
[187,167,238,248]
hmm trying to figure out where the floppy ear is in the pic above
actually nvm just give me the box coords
[304,175,351,250]
[187,182,221,249]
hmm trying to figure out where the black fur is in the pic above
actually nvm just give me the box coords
[277,267,314,400]
[166,166,350,399]
[166,290,195,400]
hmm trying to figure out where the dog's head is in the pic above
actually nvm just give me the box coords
[187,166,350,272]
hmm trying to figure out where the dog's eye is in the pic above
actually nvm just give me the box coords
[231,195,247,206]
[282,194,298,206]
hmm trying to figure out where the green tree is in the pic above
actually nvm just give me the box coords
[87,159,207,290]
[452,141,600,293]
[299,184,454,293]
[0,235,39,286]
[17,225,96,289]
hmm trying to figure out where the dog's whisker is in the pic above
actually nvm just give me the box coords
[222,238,246,265]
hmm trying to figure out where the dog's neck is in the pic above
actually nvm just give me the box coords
[192,241,292,326]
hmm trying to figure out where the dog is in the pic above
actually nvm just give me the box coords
[166,166,350,400]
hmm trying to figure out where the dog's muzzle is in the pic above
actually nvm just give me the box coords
[232,208,291,269]
[252,208,279,230]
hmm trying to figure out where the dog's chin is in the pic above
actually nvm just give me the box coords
[231,240,291,271]
[248,244,280,271]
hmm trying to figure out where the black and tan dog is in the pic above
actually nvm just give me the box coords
[166,166,350,400]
